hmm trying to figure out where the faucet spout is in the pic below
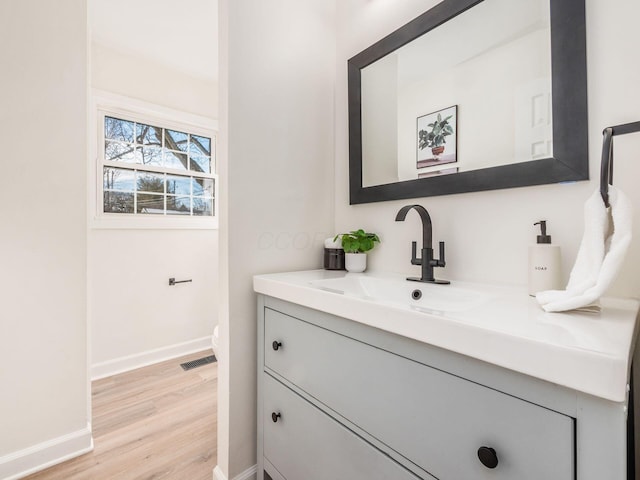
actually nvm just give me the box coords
[395,204,449,285]
[395,204,433,251]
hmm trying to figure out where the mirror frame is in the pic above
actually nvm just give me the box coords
[348,0,588,204]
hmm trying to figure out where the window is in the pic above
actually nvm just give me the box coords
[100,114,216,219]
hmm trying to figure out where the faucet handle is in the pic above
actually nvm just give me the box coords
[437,241,446,267]
[410,241,421,265]
[430,241,446,267]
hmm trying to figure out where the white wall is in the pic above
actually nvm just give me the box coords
[335,0,640,299]
[0,0,90,474]
[89,45,219,373]
[217,0,336,477]
[92,43,219,119]
[90,229,218,369]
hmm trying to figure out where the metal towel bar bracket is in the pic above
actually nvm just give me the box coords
[169,277,192,286]
[600,120,640,207]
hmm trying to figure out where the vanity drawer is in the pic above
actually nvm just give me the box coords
[264,307,574,480]
[263,373,424,480]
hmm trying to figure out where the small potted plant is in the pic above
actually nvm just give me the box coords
[418,113,454,159]
[334,229,380,273]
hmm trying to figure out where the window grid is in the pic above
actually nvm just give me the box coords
[103,169,215,216]
[101,115,216,218]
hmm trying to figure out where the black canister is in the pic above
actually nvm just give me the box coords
[324,248,345,270]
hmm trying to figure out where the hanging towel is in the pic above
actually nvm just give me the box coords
[536,186,633,313]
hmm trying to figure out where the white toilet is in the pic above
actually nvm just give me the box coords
[212,325,219,358]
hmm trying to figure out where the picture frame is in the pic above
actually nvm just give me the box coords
[417,105,458,169]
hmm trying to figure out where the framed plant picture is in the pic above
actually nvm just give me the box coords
[417,105,458,169]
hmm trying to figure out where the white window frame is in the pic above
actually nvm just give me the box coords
[90,89,219,230]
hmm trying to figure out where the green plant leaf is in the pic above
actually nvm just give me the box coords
[337,228,380,253]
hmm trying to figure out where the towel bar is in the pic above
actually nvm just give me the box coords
[600,120,640,207]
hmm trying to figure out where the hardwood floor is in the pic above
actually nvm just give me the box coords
[25,350,217,480]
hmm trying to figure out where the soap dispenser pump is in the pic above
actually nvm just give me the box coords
[528,220,562,296]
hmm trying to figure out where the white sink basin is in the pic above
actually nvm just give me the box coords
[254,269,640,402]
[310,274,490,313]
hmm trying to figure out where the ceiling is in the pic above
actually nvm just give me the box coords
[90,0,218,81]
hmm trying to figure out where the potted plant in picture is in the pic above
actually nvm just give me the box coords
[418,112,454,159]
[335,229,380,273]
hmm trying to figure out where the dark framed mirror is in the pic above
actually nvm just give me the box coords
[348,0,588,204]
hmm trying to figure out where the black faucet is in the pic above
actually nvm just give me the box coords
[395,204,450,284]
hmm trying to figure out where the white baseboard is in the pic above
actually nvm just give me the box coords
[214,464,257,480]
[213,465,225,480]
[92,336,213,380]
[0,424,93,480]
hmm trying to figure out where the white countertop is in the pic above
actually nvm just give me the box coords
[254,269,640,402]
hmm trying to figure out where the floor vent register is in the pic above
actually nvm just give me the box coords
[180,355,217,371]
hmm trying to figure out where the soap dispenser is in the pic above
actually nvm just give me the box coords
[528,220,562,296]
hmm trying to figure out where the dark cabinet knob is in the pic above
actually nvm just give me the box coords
[477,446,498,469]
[271,412,281,423]
[272,341,282,351]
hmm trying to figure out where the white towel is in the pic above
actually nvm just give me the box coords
[536,186,633,313]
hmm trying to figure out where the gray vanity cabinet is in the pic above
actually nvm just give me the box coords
[262,374,425,480]
[258,295,627,480]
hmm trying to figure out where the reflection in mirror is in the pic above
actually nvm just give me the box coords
[361,0,552,187]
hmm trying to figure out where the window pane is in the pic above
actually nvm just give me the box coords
[167,196,191,215]
[164,150,188,170]
[136,123,162,146]
[103,167,135,191]
[137,146,163,167]
[190,135,211,155]
[104,191,134,213]
[166,175,192,195]
[101,115,216,219]
[190,153,211,173]
[137,172,165,193]
[105,141,138,163]
[105,117,134,142]
[193,197,213,216]
[165,129,189,151]
[137,193,164,214]
[192,177,214,197]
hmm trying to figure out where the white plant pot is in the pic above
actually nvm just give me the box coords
[345,253,367,273]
